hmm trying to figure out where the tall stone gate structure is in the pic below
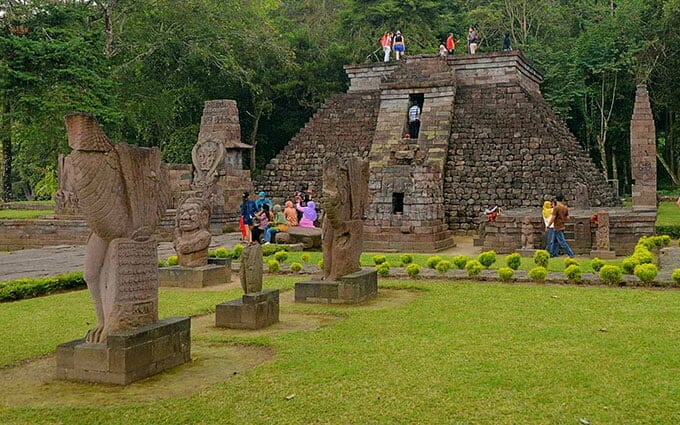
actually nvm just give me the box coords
[257,51,619,251]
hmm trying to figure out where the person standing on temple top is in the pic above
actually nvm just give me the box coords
[393,31,405,60]
[240,191,257,243]
[446,33,457,55]
[502,33,512,51]
[468,27,479,54]
[408,101,421,139]
[380,31,393,62]
[546,194,575,258]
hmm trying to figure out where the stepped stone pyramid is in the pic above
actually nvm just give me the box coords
[256,51,619,251]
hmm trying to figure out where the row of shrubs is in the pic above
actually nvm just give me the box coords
[372,235,680,287]
[0,272,85,302]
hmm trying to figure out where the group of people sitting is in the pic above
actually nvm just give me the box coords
[239,186,318,244]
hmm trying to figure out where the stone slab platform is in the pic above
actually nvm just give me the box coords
[56,317,191,385]
[295,268,378,304]
[159,264,230,288]
[215,289,280,329]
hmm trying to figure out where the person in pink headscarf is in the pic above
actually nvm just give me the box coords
[296,200,317,228]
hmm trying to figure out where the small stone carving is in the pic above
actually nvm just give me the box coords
[595,210,610,251]
[64,113,169,344]
[521,218,534,249]
[54,154,79,215]
[191,139,225,192]
[573,182,589,209]
[173,197,212,267]
[240,243,263,293]
[322,156,370,281]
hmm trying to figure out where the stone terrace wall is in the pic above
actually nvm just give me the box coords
[255,92,381,204]
[445,81,620,232]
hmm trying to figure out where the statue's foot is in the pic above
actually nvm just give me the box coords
[86,326,105,344]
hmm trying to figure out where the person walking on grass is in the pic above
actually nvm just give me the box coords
[546,193,575,258]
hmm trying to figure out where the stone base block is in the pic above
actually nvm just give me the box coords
[215,289,280,329]
[277,227,322,249]
[517,248,536,257]
[56,317,191,385]
[295,268,378,304]
[590,250,617,259]
[159,264,230,288]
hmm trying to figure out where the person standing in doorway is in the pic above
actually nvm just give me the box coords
[393,31,405,60]
[547,194,575,258]
[408,101,421,139]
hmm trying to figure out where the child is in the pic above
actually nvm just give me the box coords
[438,44,448,58]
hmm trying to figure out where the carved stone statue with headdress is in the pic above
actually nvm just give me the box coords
[322,156,370,281]
[63,113,169,344]
[173,196,212,267]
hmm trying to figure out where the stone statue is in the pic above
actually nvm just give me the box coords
[63,113,169,344]
[173,196,212,267]
[191,139,225,192]
[322,156,370,281]
[54,154,79,215]
[595,210,610,251]
[240,243,263,293]
[521,217,535,249]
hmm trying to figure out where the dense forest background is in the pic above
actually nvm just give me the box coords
[1,0,680,201]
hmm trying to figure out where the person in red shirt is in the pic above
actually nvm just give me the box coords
[446,33,456,55]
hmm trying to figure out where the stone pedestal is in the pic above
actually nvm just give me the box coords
[215,289,280,329]
[276,227,322,249]
[56,317,191,385]
[590,249,617,260]
[295,268,378,304]
[158,264,230,288]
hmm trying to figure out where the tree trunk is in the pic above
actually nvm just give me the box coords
[249,106,263,171]
[1,98,12,201]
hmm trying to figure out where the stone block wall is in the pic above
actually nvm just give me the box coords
[444,82,620,232]
[255,93,381,204]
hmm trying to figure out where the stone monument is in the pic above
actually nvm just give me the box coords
[517,217,536,257]
[216,243,280,330]
[590,210,616,259]
[56,113,190,385]
[295,156,378,304]
[159,139,231,288]
[630,84,657,210]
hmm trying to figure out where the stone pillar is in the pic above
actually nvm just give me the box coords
[630,84,657,209]
[590,210,616,259]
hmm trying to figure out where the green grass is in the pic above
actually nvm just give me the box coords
[0,209,54,219]
[1,279,679,424]
[656,200,680,226]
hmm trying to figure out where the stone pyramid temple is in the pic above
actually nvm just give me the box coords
[256,51,620,251]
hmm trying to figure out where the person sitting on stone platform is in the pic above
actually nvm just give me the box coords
[296,200,318,228]
[284,200,299,227]
[264,204,288,244]
[252,204,271,244]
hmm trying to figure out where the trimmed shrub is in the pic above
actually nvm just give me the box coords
[477,251,497,268]
[528,267,548,282]
[436,260,452,274]
[465,260,483,277]
[262,244,279,256]
[505,253,522,270]
[632,247,654,265]
[167,255,178,266]
[564,265,582,283]
[208,249,217,258]
[317,259,324,269]
[157,259,167,268]
[289,262,303,273]
[232,243,244,259]
[267,259,280,273]
[0,271,86,302]
[599,265,623,286]
[634,263,658,285]
[426,256,443,269]
[533,250,550,268]
[376,263,390,277]
[215,247,230,258]
[274,250,289,262]
[400,254,414,265]
[301,253,311,263]
[452,255,468,269]
[621,257,639,274]
[671,268,680,287]
[564,258,579,268]
[590,258,606,273]
[498,267,514,282]
[405,263,421,277]
[373,255,388,265]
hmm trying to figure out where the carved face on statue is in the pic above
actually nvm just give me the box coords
[178,200,209,232]
[197,143,218,172]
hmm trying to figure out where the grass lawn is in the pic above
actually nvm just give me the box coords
[0,209,54,219]
[1,277,679,424]
[656,200,680,226]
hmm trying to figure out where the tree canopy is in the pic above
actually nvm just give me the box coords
[1,0,680,200]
